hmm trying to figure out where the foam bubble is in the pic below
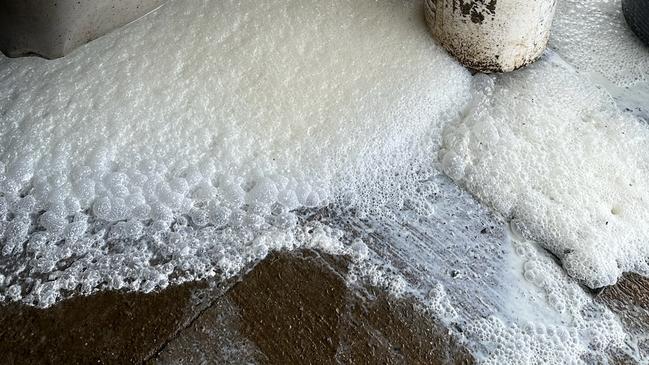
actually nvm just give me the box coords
[463,235,629,365]
[441,54,649,288]
[551,0,649,87]
[0,0,471,306]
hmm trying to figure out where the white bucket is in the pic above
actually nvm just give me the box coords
[425,0,557,73]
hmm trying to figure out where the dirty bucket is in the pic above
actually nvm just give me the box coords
[622,0,649,46]
[424,0,557,73]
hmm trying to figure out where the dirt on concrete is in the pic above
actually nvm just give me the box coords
[152,250,473,364]
[0,280,210,364]
[0,250,473,365]
[2,247,649,365]
[598,273,649,363]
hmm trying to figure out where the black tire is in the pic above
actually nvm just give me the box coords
[622,0,649,46]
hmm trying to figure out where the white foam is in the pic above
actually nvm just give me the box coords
[441,53,649,288]
[1,0,647,362]
[465,231,630,365]
[0,0,471,306]
[338,174,636,364]
[551,0,649,86]
[439,0,649,292]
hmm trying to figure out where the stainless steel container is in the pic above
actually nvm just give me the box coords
[0,0,166,59]
[424,0,557,73]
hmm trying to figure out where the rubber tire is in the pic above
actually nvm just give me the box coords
[622,0,649,47]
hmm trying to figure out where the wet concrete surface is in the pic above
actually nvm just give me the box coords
[3,243,649,363]
[0,250,473,365]
[0,279,209,364]
[151,250,473,364]
[1,245,648,364]
[598,273,649,362]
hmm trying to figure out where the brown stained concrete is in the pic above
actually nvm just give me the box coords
[149,296,267,364]
[599,274,649,325]
[0,281,212,364]
[598,273,649,362]
[229,251,350,364]
[3,249,648,365]
[0,248,474,365]
[152,250,473,364]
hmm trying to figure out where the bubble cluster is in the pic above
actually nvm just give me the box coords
[1,1,646,362]
[0,0,471,306]
[551,0,649,86]
[441,53,649,288]
[463,237,629,365]
[348,259,409,298]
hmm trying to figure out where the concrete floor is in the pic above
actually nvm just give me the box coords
[1,247,647,364]
[0,250,473,364]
